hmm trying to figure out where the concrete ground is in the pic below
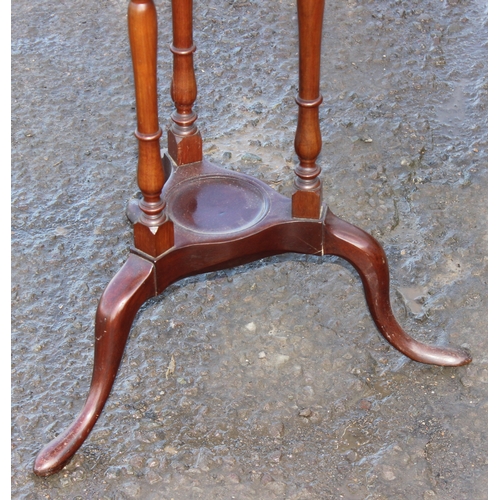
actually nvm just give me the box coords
[12,0,487,498]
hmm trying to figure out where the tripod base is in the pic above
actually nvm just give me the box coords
[33,157,471,477]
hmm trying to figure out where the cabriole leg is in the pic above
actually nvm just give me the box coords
[323,209,471,366]
[33,254,156,476]
[292,0,325,219]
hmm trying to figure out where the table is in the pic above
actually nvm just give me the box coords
[33,0,471,477]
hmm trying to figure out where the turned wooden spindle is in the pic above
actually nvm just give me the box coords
[168,0,203,165]
[292,0,325,219]
[129,0,173,256]
[33,0,472,478]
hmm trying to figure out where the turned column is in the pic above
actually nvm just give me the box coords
[168,0,203,165]
[128,0,174,256]
[292,0,325,219]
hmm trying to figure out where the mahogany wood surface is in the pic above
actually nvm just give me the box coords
[322,211,472,366]
[33,254,156,477]
[292,0,324,219]
[33,0,472,477]
[129,0,174,256]
[167,0,203,164]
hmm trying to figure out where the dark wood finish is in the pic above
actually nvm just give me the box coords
[322,211,471,366]
[129,0,174,256]
[33,0,472,477]
[292,0,324,219]
[33,254,156,477]
[167,0,203,165]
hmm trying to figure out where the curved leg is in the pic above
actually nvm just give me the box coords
[33,254,156,477]
[323,209,472,366]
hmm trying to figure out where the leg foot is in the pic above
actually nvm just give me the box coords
[323,209,472,366]
[33,254,156,477]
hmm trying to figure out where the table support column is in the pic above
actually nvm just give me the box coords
[292,0,325,219]
[168,0,203,165]
[129,0,174,256]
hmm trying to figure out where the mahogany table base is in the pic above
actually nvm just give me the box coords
[34,155,471,477]
[33,0,471,478]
